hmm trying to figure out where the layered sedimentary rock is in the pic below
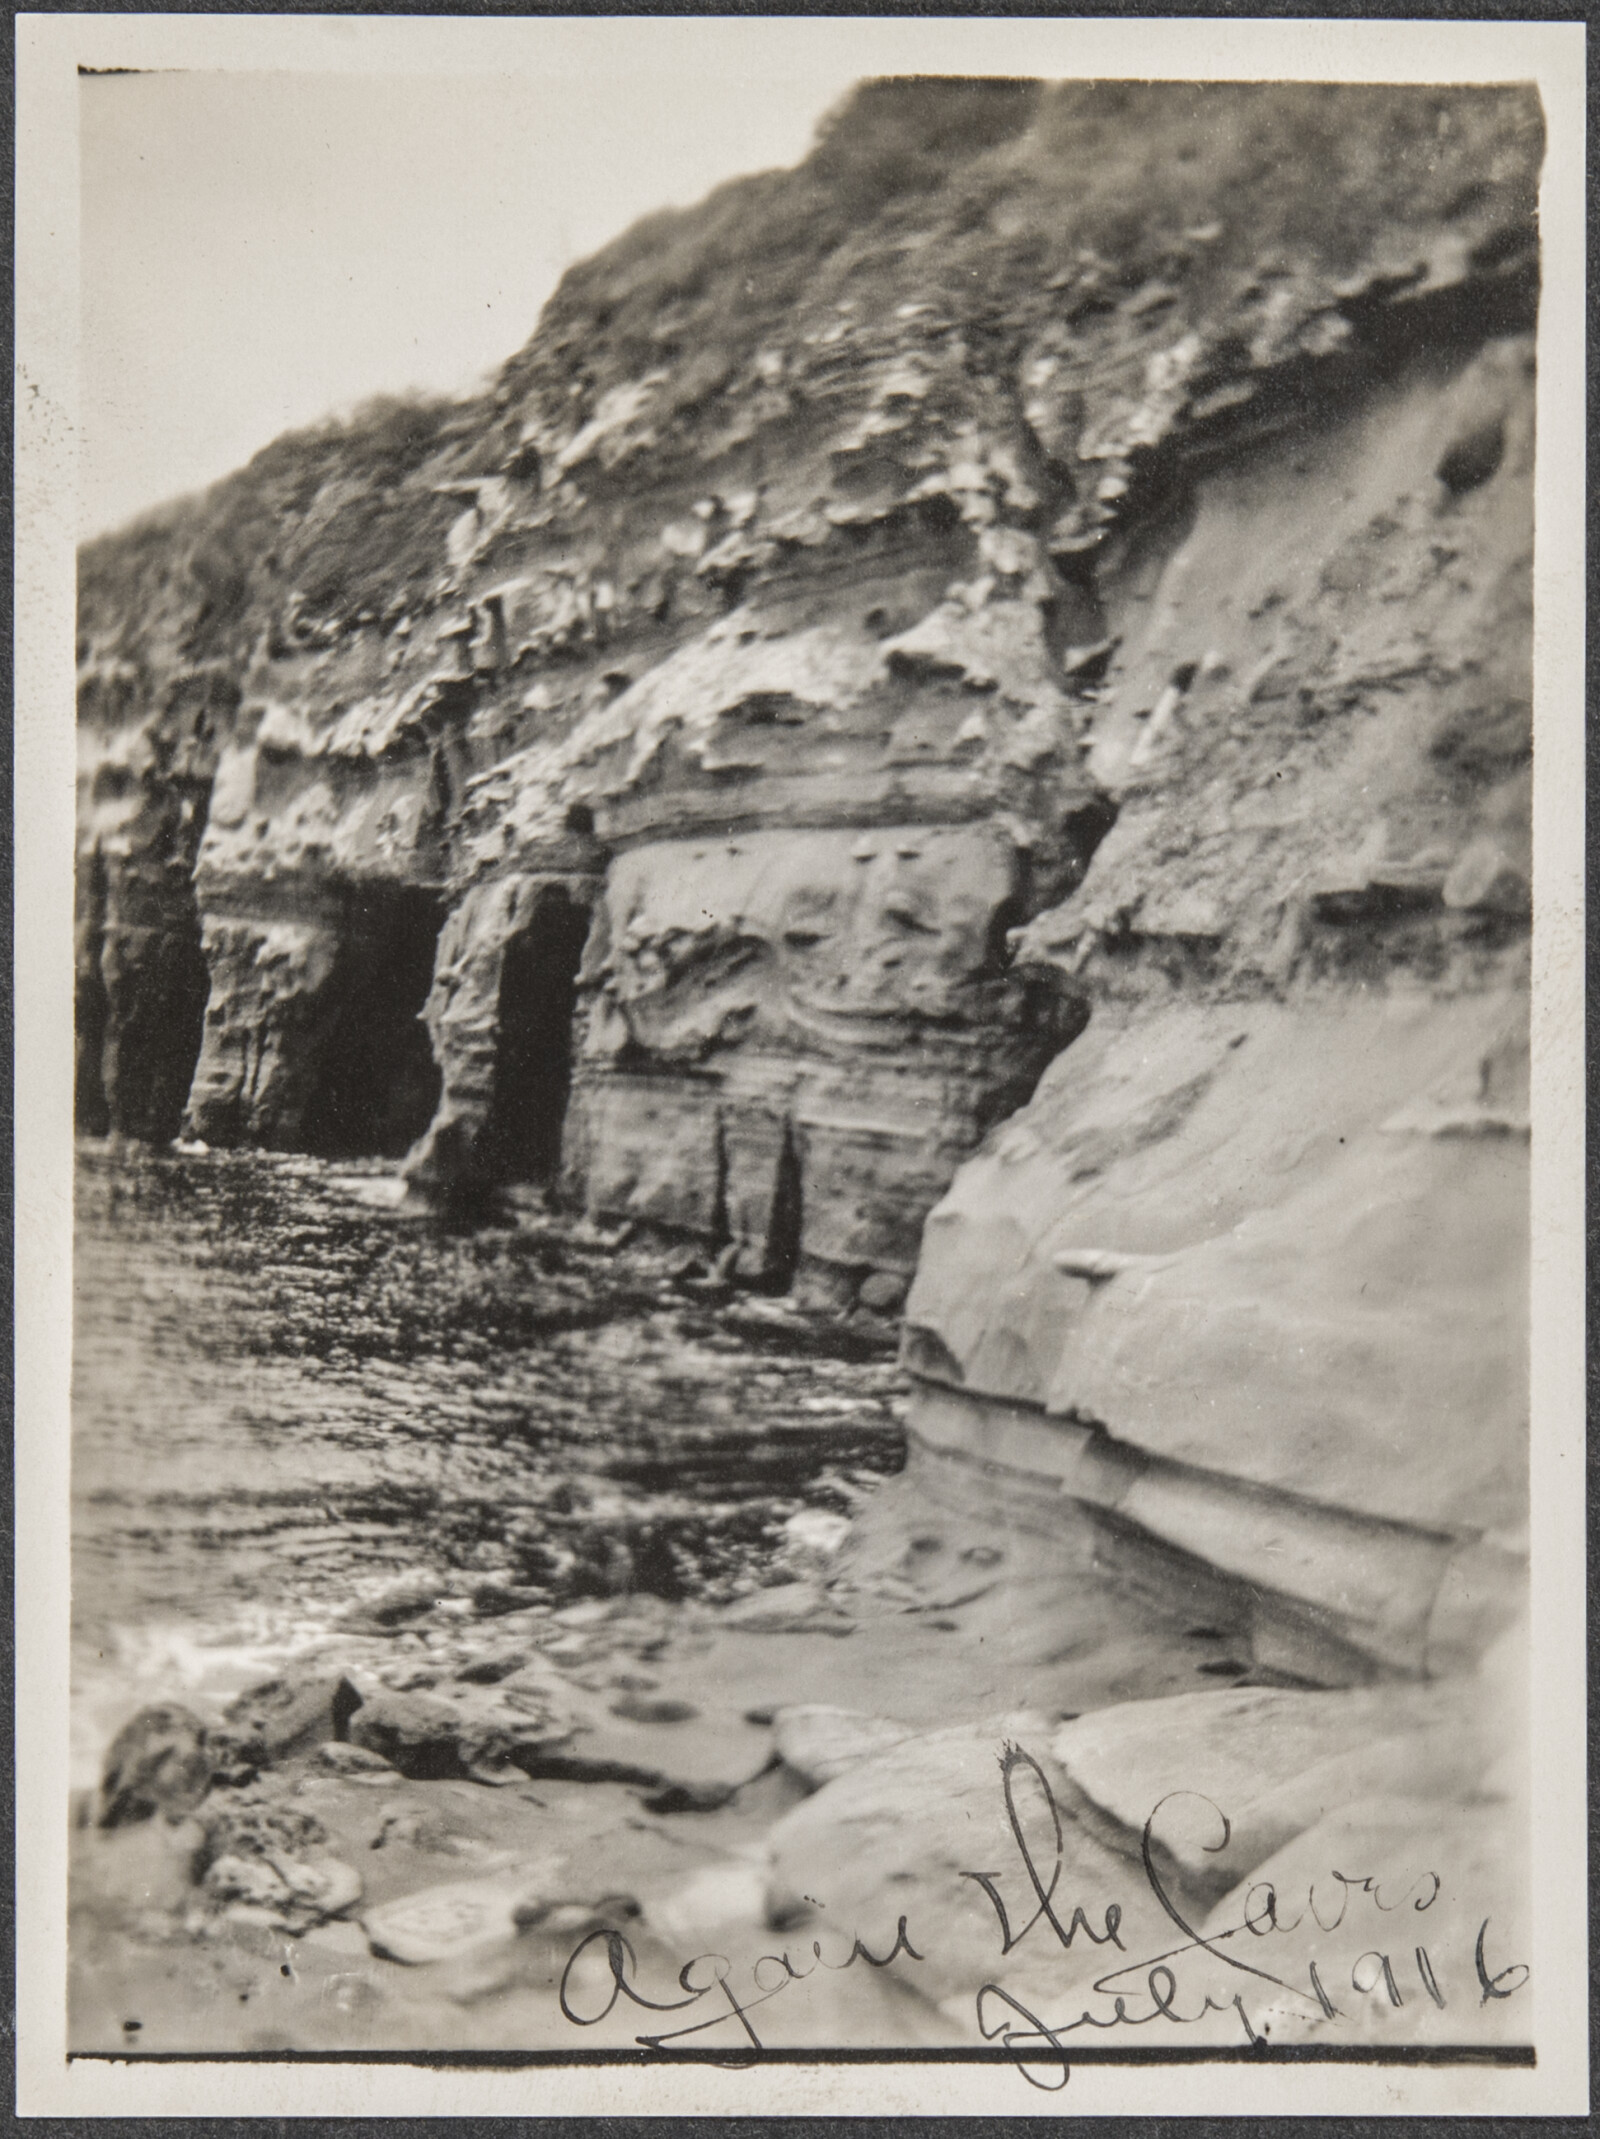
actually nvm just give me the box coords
[902,313,1536,1681]
[78,79,1539,1631]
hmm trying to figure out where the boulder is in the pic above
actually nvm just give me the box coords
[347,1682,572,1785]
[99,1704,214,1828]
[213,1670,363,1773]
[203,1852,363,1935]
[858,1271,909,1315]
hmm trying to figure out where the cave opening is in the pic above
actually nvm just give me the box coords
[480,889,593,1187]
[301,887,446,1160]
[77,839,212,1145]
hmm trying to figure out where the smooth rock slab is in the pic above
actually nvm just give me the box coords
[1051,1682,1481,1903]
[362,1865,562,1966]
[527,1676,775,1801]
[1200,1794,1529,2046]
[772,1705,916,1789]
[763,1711,1132,2010]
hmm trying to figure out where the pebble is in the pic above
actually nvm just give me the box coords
[857,1270,908,1314]
[607,1695,699,1725]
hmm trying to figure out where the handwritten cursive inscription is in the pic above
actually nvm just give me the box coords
[969,1747,1529,2089]
[557,1740,1527,2082]
[559,1917,924,2064]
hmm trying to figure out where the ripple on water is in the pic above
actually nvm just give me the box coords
[72,1142,905,1735]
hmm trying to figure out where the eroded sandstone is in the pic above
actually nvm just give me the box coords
[77,82,1540,1316]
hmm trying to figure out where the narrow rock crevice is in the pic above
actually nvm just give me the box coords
[762,1121,805,1294]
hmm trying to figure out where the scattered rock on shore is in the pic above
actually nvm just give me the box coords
[99,1705,214,1828]
[347,1683,574,1785]
[203,1852,363,1936]
[210,1670,364,1777]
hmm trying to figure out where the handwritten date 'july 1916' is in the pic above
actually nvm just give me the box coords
[558,1743,1528,2085]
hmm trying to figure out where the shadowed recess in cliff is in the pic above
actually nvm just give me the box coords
[478,889,594,1188]
[75,849,112,1135]
[299,889,447,1161]
[83,843,212,1147]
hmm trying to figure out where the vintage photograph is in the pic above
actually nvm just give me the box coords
[26,18,1581,2108]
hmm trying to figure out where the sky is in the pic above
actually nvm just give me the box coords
[79,64,869,537]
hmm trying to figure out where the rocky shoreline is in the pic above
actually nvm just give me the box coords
[71,78,1539,2065]
[75,1489,1528,2056]
[73,1167,1529,2058]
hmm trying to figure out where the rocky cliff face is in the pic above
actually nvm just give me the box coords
[78,79,1539,1672]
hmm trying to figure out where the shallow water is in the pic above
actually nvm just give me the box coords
[72,1143,905,1739]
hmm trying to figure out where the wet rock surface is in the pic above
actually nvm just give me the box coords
[98,1705,214,1829]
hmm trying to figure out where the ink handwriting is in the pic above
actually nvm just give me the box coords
[556,1742,1526,2085]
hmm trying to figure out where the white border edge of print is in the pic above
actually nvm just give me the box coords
[15,10,1588,2117]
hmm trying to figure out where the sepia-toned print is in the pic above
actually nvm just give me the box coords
[41,37,1580,2109]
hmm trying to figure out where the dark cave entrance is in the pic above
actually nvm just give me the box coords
[76,840,213,1144]
[480,890,593,1187]
[301,887,446,1160]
